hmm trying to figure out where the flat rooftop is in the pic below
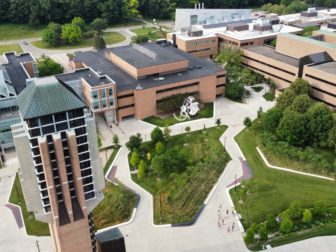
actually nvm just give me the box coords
[3,52,34,95]
[108,43,186,69]
[245,45,299,67]
[57,68,113,87]
[73,45,223,92]
[312,61,336,76]
[279,8,336,23]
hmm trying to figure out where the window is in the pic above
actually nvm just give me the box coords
[91,90,98,100]
[108,88,113,96]
[27,119,39,128]
[101,89,106,98]
[54,112,66,122]
[109,98,114,106]
[85,192,95,200]
[102,99,107,108]
[40,115,53,126]
[81,169,92,177]
[84,184,94,193]
[92,101,99,110]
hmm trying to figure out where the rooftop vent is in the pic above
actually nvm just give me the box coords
[227,23,249,32]
[132,44,158,61]
[301,8,317,17]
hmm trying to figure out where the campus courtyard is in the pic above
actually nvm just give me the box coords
[2,88,336,252]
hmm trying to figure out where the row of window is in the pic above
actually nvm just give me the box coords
[188,39,216,47]
[91,88,113,100]
[0,105,18,115]
[156,82,199,94]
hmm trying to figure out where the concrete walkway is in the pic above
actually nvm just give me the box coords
[100,90,336,252]
[0,151,52,252]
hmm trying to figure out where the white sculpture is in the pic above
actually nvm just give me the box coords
[174,96,200,121]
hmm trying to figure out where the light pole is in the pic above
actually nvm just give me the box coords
[35,240,40,252]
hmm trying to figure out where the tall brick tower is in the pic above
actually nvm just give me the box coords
[12,77,105,252]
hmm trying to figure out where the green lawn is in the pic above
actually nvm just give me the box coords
[230,128,336,227]
[103,146,121,175]
[9,174,50,236]
[92,181,137,231]
[143,103,213,127]
[131,27,166,40]
[0,23,44,40]
[132,125,230,224]
[32,32,125,50]
[0,44,23,55]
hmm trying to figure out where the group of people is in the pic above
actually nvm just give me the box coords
[217,204,236,233]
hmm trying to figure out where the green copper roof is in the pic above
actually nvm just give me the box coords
[17,77,85,120]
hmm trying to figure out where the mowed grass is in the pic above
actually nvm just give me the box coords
[31,32,125,50]
[92,181,137,231]
[131,27,166,40]
[143,103,213,127]
[132,126,230,224]
[0,44,23,55]
[230,128,336,226]
[0,23,44,40]
[9,174,50,236]
[103,146,121,175]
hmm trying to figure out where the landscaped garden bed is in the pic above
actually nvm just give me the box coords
[144,103,213,127]
[127,125,230,224]
[92,181,137,231]
[9,174,50,236]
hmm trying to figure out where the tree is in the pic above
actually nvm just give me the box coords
[113,134,120,147]
[306,103,334,147]
[276,110,308,146]
[276,89,296,109]
[91,18,108,33]
[290,78,310,96]
[215,118,221,127]
[284,0,308,14]
[99,0,125,24]
[163,126,171,139]
[126,133,142,151]
[215,46,242,67]
[280,217,293,234]
[61,23,82,44]
[258,224,268,241]
[165,147,187,173]
[288,94,312,113]
[288,201,302,220]
[130,151,140,168]
[244,117,252,127]
[155,141,165,155]
[125,0,139,18]
[225,83,245,101]
[302,209,312,224]
[259,107,283,132]
[257,106,263,118]
[37,56,64,77]
[0,0,10,22]
[71,17,86,33]
[42,22,62,47]
[93,32,106,50]
[131,35,149,44]
[137,160,147,179]
[244,227,255,244]
[327,125,336,152]
[151,127,164,145]
[151,155,165,177]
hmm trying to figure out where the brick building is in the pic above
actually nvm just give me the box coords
[12,77,104,252]
[59,43,226,122]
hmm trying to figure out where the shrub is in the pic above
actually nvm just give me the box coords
[225,83,245,101]
[313,200,327,217]
[130,151,140,168]
[113,134,120,147]
[185,126,191,133]
[259,107,283,132]
[137,160,147,179]
[61,23,82,44]
[280,217,293,234]
[126,133,142,151]
[155,141,165,155]
[156,93,194,113]
[151,127,164,145]
[244,227,255,244]
[37,55,64,77]
[288,201,302,220]
[302,209,312,224]
[42,22,61,47]
[244,117,252,127]
[266,214,278,231]
[258,224,268,241]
